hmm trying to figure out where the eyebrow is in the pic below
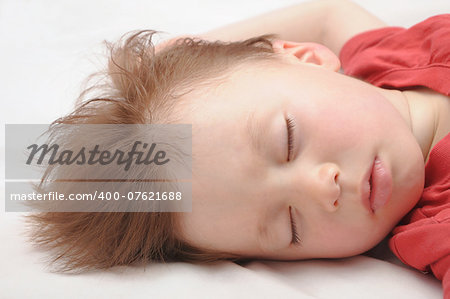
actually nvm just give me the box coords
[246,110,266,157]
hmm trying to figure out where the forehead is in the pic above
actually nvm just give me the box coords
[186,64,288,158]
[181,60,327,179]
[176,71,283,251]
[176,63,286,194]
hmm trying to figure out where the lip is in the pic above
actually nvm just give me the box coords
[361,156,393,213]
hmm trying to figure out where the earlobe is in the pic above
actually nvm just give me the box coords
[272,40,341,72]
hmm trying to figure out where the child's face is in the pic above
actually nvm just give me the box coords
[178,56,425,260]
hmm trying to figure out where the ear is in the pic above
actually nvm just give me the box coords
[272,40,341,72]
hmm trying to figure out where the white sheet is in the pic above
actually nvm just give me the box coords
[1,1,449,298]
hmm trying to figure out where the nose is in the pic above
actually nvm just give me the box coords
[310,163,341,212]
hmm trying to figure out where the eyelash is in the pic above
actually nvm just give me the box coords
[286,116,296,161]
[289,206,301,245]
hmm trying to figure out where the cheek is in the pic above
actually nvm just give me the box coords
[295,99,372,153]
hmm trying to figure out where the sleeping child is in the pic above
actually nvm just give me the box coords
[25,0,449,297]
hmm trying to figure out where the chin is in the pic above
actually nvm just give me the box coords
[394,175,424,222]
[387,154,425,227]
[349,223,395,256]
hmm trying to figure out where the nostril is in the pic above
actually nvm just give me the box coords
[333,199,339,207]
[334,172,339,184]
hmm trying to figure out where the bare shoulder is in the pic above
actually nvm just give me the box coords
[323,0,388,55]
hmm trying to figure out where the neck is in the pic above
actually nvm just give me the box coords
[377,87,440,163]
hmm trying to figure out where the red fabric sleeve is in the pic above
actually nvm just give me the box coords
[388,133,450,298]
[388,209,450,299]
[339,14,450,96]
[388,209,450,265]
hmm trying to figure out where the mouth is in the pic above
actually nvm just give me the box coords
[361,156,393,213]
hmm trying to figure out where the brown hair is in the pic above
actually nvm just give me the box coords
[25,30,279,272]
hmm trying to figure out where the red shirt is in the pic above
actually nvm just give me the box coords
[340,14,450,96]
[340,14,450,298]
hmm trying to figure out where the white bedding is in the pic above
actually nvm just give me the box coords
[1,1,449,298]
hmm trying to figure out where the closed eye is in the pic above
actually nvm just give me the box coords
[289,206,301,245]
[286,116,296,161]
